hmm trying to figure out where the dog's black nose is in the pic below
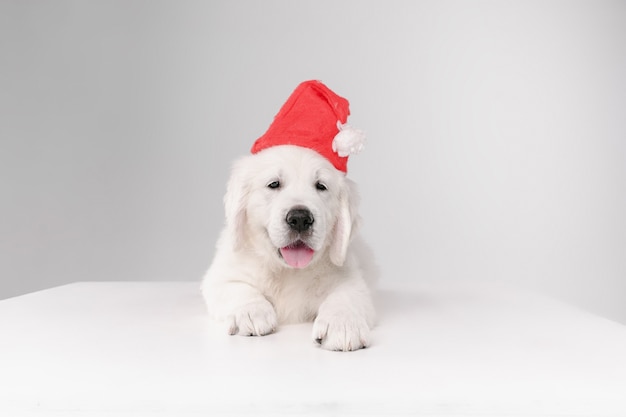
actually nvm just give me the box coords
[286,207,314,232]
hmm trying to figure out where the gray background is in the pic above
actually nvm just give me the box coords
[2,1,625,323]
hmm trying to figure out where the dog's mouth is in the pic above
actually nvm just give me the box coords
[278,240,315,269]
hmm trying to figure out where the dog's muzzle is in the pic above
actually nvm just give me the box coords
[279,206,315,268]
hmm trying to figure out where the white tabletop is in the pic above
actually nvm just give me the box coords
[1,282,625,416]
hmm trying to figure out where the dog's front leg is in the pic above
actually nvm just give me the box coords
[204,281,277,337]
[312,277,376,351]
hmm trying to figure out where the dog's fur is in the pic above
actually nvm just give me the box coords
[202,145,376,351]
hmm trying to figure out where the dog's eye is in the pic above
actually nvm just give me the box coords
[315,181,328,191]
[267,180,281,189]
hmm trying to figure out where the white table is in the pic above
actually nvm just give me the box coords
[1,282,625,416]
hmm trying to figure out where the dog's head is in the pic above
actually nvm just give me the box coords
[224,145,359,269]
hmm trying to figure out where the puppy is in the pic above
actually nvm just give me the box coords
[201,144,376,351]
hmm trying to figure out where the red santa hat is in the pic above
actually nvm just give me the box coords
[250,80,365,173]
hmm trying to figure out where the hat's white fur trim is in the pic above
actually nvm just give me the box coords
[333,121,366,157]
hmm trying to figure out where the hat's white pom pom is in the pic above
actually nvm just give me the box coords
[332,121,366,157]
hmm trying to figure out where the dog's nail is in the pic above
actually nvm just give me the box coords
[315,338,323,344]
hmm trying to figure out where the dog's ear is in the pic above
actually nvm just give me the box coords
[223,158,250,251]
[330,178,361,267]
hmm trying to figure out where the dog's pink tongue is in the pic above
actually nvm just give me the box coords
[280,243,314,268]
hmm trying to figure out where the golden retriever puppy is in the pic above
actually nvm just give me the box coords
[202,80,376,351]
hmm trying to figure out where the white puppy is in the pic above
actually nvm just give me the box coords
[202,145,376,351]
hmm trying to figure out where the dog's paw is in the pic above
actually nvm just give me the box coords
[312,309,371,352]
[226,299,278,337]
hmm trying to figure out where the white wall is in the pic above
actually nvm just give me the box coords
[1,1,625,323]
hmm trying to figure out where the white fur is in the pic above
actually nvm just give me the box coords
[333,121,366,157]
[202,145,377,351]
